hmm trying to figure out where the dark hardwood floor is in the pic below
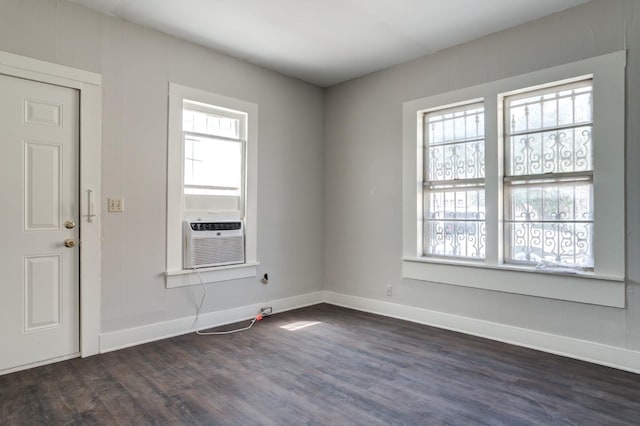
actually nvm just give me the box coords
[1,303,639,425]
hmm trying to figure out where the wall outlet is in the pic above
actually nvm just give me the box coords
[386,284,393,297]
[261,306,273,316]
[108,197,124,212]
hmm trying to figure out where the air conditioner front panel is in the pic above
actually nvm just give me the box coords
[184,221,245,268]
[191,235,244,267]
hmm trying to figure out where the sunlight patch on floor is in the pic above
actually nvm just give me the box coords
[280,321,322,331]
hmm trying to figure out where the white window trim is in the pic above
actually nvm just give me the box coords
[166,83,258,287]
[402,51,626,308]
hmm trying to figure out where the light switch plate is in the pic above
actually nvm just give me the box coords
[108,197,124,212]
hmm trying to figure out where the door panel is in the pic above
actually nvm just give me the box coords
[24,254,62,330]
[24,141,62,230]
[0,74,79,372]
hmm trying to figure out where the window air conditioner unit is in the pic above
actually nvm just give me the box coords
[183,220,245,269]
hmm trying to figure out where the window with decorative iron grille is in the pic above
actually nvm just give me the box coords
[423,103,485,259]
[403,52,624,305]
[504,80,593,269]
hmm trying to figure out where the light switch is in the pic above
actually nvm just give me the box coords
[108,198,124,213]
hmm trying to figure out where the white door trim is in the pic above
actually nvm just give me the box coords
[0,50,102,358]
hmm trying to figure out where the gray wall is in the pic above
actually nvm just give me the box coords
[1,0,637,353]
[0,0,325,333]
[324,0,640,351]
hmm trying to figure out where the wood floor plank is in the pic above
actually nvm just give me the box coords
[1,303,639,425]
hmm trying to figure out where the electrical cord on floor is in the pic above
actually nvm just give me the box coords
[193,268,259,336]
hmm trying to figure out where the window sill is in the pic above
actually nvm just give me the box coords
[165,261,259,289]
[402,257,625,308]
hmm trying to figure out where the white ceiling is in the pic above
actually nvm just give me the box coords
[68,0,592,87]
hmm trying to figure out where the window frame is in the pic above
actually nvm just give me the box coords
[165,83,259,288]
[182,100,247,198]
[422,101,487,260]
[502,79,595,270]
[402,51,626,307]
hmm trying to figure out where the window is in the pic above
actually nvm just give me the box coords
[504,81,593,269]
[183,103,245,198]
[423,103,486,259]
[180,101,246,216]
[166,84,258,287]
[402,51,625,307]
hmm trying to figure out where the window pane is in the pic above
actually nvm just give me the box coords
[507,181,593,222]
[184,135,242,196]
[428,188,485,220]
[507,222,593,267]
[508,83,592,134]
[425,188,485,259]
[428,140,484,181]
[183,108,240,139]
[508,126,592,175]
[427,107,483,145]
[425,220,486,259]
[505,178,593,267]
[426,106,485,182]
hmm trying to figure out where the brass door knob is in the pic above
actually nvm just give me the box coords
[64,239,77,248]
[64,220,76,229]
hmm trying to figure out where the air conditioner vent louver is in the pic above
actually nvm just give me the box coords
[184,220,245,269]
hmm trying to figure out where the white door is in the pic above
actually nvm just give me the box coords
[0,74,80,372]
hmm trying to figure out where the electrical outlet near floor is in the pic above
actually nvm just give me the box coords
[385,284,392,297]
[108,197,124,212]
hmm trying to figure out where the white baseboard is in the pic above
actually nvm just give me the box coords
[99,291,325,353]
[323,291,640,375]
[99,289,639,375]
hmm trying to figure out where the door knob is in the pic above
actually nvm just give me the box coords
[64,220,76,229]
[64,239,77,248]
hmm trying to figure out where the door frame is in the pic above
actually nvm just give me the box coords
[0,50,102,358]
